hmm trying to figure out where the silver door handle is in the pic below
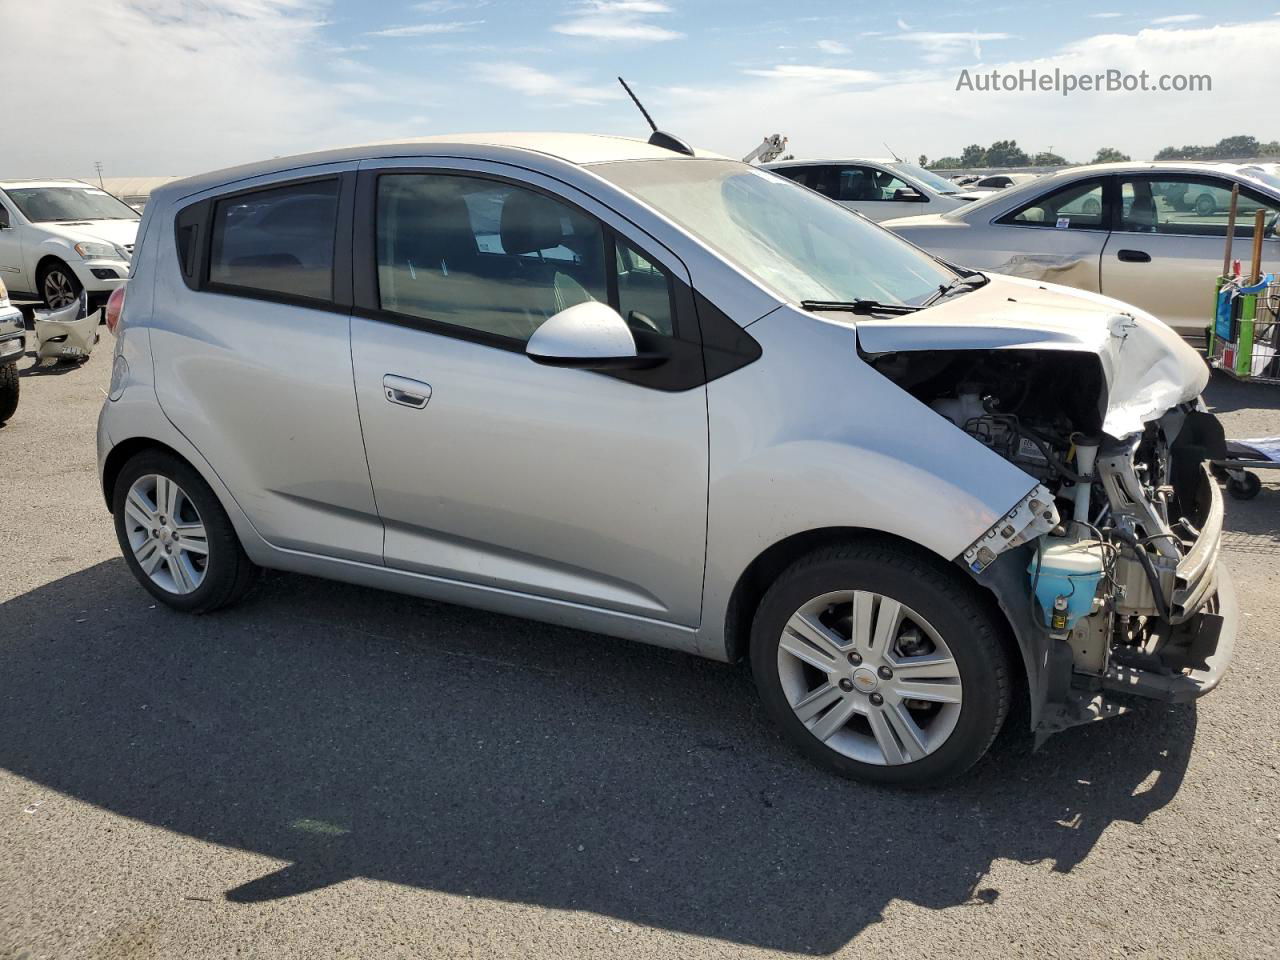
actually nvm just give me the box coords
[383,374,431,409]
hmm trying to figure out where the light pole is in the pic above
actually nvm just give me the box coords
[94,161,104,188]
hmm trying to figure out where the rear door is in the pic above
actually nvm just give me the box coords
[1100,174,1280,335]
[150,165,383,563]
[348,161,710,625]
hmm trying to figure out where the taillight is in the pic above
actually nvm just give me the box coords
[105,284,127,335]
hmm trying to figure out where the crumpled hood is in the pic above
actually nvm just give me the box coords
[853,273,1208,438]
[37,219,139,249]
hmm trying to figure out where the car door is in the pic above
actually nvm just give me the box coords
[1100,174,1280,335]
[348,162,709,625]
[970,176,1112,290]
[0,194,29,294]
[149,165,385,563]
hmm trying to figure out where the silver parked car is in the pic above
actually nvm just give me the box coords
[883,162,1280,337]
[99,134,1237,785]
[763,158,974,222]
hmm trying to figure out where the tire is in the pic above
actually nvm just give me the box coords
[38,260,83,311]
[1226,472,1262,500]
[1082,197,1101,217]
[750,541,1011,786]
[0,362,18,423]
[112,450,259,612]
[1194,194,1216,217]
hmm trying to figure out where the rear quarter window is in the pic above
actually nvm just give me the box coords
[207,179,339,302]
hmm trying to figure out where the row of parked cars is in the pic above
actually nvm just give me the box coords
[762,156,1280,336]
[87,131,1263,785]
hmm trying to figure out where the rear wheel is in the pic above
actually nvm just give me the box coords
[39,261,83,310]
[750,541,1011,786]
[1194,193,1216,217]
[112,451,258,612]
[0,362,18,423]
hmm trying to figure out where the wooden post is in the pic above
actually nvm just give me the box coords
[1222,184,1239,278]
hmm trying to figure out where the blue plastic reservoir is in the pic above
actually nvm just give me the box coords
[1029,538,1105,629]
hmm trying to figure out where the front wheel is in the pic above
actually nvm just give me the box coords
[112,450,259,612]
[39,260,83,310]
[750,542,1011,786]
[0,362,18,423]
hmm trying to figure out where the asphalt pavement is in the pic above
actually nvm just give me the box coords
[1,336,1278,959]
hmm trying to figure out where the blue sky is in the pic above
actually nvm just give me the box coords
[8,1,1280,177]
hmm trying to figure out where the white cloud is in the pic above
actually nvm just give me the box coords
[553,0,682,41]
[662,17,1280,166]
[413,0,488,10]
[366,20,482,37]
[474,64,622,105]
[887,29,1013,63]
[2,0,434,177]
[1151,13,1204,23]
[1090,11,1123,17]
[816,38,851,55]
[896,17,912,30]
[742,65,881,85]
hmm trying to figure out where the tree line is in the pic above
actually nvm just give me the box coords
[920,135,1279,170]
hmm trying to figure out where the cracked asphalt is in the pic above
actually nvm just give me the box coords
[1,334,1278,959]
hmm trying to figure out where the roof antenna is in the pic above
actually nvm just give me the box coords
[883,141,902,162]
[617,76,695,157]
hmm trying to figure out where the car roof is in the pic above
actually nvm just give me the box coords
[764,158,898,168]
[0,178,99,190]
[154,132,726,203]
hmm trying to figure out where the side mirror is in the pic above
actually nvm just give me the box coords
[526,301,660,370]
[893,187,926,202]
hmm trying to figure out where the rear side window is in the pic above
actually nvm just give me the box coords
[208,179,339,301]
[999,178,1107,230]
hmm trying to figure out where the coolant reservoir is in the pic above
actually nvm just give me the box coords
[931,388,986,427]
[1029,537,1106,631]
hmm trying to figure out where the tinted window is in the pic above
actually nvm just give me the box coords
[615,238,674,337]
[376,174,607,342]
[1119,177,1280,237]
[836,166,912,202]
[1000,179,1106,229]
[209,180,338,301]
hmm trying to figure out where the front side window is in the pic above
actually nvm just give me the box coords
[999,178,1106,230]
[4,185,139,223]
[836,166,913,203]
[376,174,609,342]
[1119,177,1280,237]
[597,160,955,307]
[615,238,674,336]
[209,179,338,301]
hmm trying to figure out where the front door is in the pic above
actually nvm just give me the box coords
[1101,174,1280,335]
[350,166,709,625]
[0,196,28,293]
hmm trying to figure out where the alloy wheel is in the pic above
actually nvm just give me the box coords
[43,269,77,309]
[122,474,210,595]
[776,590,963,765]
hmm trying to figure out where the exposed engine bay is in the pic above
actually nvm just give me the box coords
[873,347,1231,730]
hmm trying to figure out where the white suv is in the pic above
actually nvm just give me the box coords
[0,179,139,309]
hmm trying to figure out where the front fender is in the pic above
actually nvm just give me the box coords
[696,306,1040,659]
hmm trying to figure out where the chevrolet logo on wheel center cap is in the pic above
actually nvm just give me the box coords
[851,667,879,693]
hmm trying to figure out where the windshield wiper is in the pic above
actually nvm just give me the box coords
[925,272,989,306]
[800,299,921,316]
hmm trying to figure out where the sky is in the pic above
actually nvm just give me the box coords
[6,0,1280,178]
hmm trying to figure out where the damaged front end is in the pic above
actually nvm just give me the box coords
[858,277,1239,740]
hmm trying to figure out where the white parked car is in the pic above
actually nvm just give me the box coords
[884,162,1280,336]
[0,278,24,423]
[0,180,139,309]
[763,159,974,222]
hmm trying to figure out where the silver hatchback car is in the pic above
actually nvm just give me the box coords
[99,133,1238,785]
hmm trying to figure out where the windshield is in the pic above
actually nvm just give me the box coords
[5,185,140,223]
[889,162,960,195]
[1241,169,1280,193]
[597,160,956,307]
